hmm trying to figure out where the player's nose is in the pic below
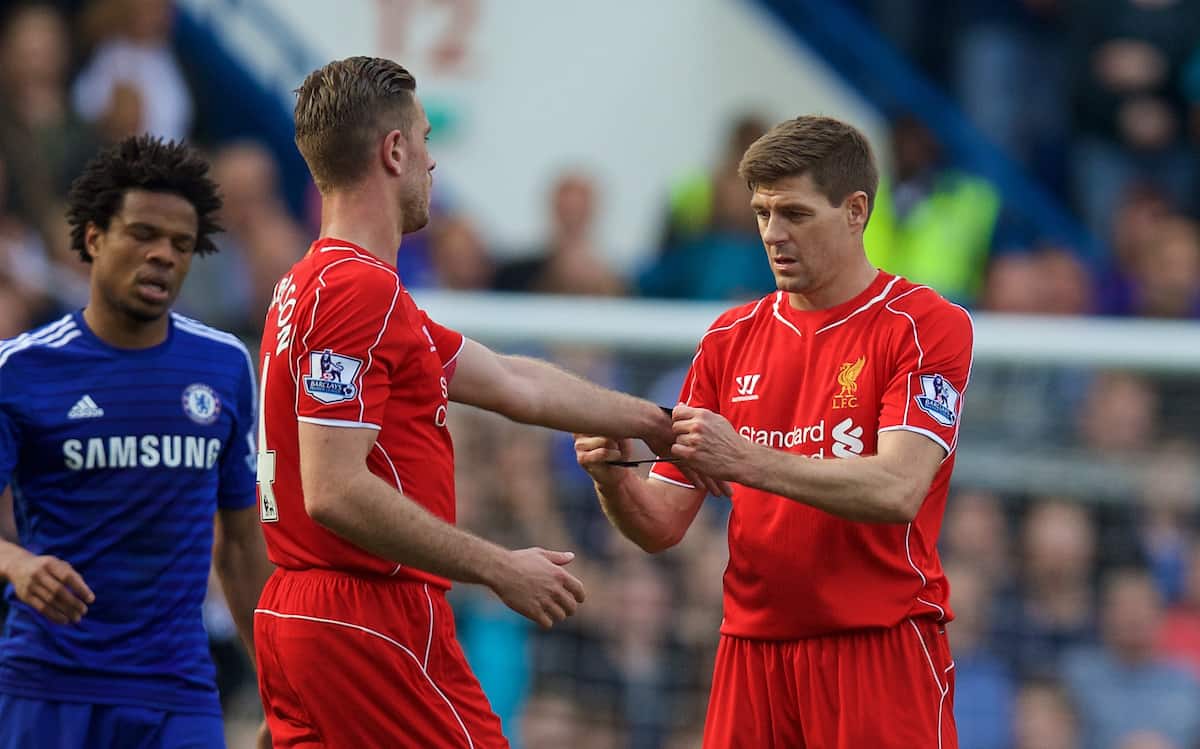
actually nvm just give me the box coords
[143,239,178,267]
[761,217,789,246]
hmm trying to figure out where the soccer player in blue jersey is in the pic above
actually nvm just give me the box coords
[0,136,272,748]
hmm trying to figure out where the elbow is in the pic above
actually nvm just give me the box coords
[879,485,924,524]
[637,526,687,554]
[303,481,345,529]
[637,537,676,555]
[305,495,337,529]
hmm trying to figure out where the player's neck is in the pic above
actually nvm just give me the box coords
[786,254,879,312]
[318,187,403,266]
[82,303,169,349]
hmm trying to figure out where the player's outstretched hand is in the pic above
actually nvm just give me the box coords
[574,434,633,486]
[490,547,585,629]
[8,552,94,625]
[671,404,748,484]
[577,434,732,497]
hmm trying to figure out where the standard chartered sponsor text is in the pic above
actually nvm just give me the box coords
[737,418,864,458]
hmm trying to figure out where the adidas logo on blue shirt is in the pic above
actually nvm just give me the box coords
[68,395,105,419]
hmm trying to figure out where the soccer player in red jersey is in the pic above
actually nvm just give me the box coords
[577,115,974,748]
[253,58,720,748]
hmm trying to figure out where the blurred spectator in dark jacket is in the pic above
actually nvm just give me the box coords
[1067,0,1200,239]
[495,171,624,296]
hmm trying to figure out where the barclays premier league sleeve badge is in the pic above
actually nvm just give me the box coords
[914,373,959,426]
[303,349,363,404]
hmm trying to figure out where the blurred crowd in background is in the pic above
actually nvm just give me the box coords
[2,1,1200,748]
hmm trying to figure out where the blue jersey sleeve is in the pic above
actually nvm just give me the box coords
[218,346,257,510]
[0,362,18,491]
[0,401,17,491]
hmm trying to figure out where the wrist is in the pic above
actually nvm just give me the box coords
[731,442,764,486]
[592,464,634,496]
[638,401,672,442]
[0,540,30,580]
[479,545,514,590]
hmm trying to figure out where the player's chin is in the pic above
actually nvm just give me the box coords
[403,208,431,235]
[121,294,173,322]
[773,274,807,293]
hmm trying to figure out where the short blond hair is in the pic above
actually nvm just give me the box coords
[293,56,417,192]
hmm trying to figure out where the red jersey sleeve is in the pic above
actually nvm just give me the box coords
[649,318,725,489]
[877,293,974,455]
[294,265,403,429]
[417,309,465,382]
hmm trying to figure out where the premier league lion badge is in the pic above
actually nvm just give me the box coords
[914,373,959,427]
[303,349,362,404]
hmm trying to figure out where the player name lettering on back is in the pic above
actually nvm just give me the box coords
[63,435,223,471]
[271,274,298,355]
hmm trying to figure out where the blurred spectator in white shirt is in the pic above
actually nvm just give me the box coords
[73,0,192,140]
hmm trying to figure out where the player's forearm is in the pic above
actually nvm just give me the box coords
[308,472,512,586]
[0,487,16,543]
[213,533,273,657]
[738,447,924,523]
[593,472,688,553]
[500,356,665,439]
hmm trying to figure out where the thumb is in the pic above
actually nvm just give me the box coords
[543,550,576,566]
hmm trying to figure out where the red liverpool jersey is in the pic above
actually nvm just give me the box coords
[257,239,463,587]
[652,271,973,639]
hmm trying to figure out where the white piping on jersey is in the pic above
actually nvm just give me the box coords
[648,472,696,490]
[883,287,930,425]
[878,425,952,457]
[423,584,435,669]
[885,287,957,625]
[296,256,400,423]
[316,244,397,275]
[296,416,381,430]
[374,442,404,494]
[770,292,804,338]
[948,303,975,457]
[907,618,949,749]
[254,608,475,749]
[687,297,767,404]
[904,523,947,621]
[813,275,903,335]
[173,314,259,462]
[444,336,466,369]
[372,441,408,578]
[359,277,401,423]
[0,316,80,369]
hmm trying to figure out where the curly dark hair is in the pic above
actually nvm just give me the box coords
[66,135,223,263]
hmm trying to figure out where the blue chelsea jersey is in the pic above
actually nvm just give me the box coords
[0,311,257,714]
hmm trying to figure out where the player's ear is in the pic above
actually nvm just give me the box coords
[381,129,406,178]
[84,222,103,261]
[845,191,869,233]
